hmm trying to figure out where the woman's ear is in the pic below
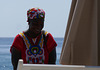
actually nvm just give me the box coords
[27,18,31,22]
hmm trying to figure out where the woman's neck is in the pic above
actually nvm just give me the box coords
[24,30,41,38]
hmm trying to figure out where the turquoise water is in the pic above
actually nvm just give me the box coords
[0,37,64,70]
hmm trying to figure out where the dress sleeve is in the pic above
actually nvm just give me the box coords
[46,33,57,53]
[10,34,24,53]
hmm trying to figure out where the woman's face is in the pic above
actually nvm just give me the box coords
[28,18,44,35]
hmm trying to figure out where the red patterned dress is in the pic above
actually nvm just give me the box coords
[10,31,57,64]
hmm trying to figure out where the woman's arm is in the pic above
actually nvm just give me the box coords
[48,47,56,64]
[11,47,21,70]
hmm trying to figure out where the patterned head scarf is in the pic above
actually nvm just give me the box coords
[27,8,45,22]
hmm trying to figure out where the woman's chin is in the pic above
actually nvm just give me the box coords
[32,30,41,35]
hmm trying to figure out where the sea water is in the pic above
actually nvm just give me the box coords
[0,37,64,70]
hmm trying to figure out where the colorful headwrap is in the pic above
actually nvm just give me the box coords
[27,8,45,21]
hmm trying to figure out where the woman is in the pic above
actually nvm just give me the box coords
[10,8,57,70]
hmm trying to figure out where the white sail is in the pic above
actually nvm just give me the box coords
[60,0,98,66]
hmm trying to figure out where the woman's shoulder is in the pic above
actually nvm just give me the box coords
[14,32,24,40]
[42,30,48,36]
[42,30,54,40]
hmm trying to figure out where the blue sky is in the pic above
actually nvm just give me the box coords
[0,0,72,37]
